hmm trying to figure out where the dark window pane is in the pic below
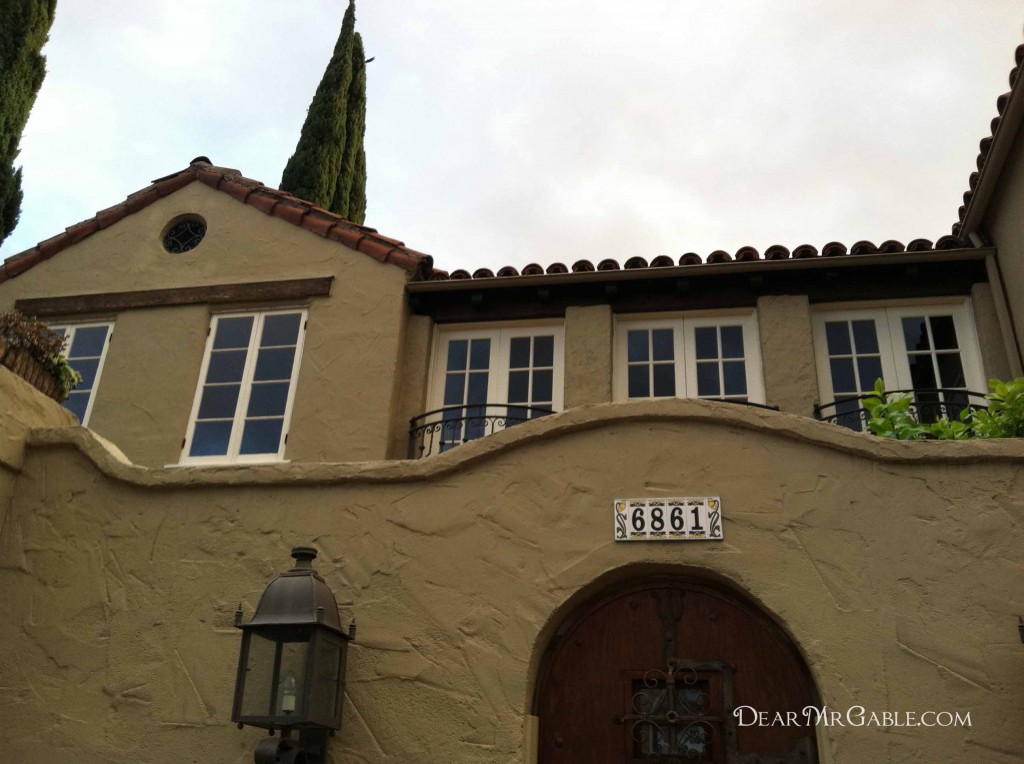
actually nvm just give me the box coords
[824,322,851,355]
[469,339,491,370]
[198,384,241,419]
[720,326,744,359]
[834,398,864,432]
[829,357,857,393]
[443,373,466,406]
[532,369,553,403]
[71,358,100,390]
[467,371,489,404]
[694,327,718,360]
[214,316,254,350]
[929,316,958,350]
[464,406,487,440]
[69,326,108,357]
[206,350,247,383]
[628,365,649,398]
[62,392,89,422]
[446,340,468,372]
[261,313,301,347]
[506,406,528,427]
[253,347,296,381]
[509,337,531,369]
[627,330,649,363]
[190,421,233,456]
[902,317,929,352]
[851,320,879,354]
[247,382,290,417]
[533,335,554,367]
[936,353,966,388]
[723,361,747,395]
[507,370,529,402]
[652,364,675,397]
[856,357,883,392]
[52,327,67,338]
[652,329,674,362]
[907,354,937,389]
[696,362,720,396]
[239,418,284,455]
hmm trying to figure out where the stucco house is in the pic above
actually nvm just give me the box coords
[2,42,1024,764]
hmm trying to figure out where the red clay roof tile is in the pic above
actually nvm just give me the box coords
[0,158,432,285]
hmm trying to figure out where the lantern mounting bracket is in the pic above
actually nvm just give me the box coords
[253,729,329,764]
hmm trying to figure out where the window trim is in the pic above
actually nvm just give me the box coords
[811,301,986,405]
[613,311,765,404]
[179,308,307,466]
[51,320,114,427]
[426,322,566,414]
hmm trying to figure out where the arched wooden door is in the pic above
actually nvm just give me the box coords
[535,580,819,763]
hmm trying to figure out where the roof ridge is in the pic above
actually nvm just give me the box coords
[0,158,434,285]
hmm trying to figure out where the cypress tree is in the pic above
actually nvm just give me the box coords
[280,0,356,210]
[0,0,57,246]
[329,31,367,224]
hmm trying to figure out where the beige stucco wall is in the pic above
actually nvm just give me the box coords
[983,120,1024,368]
[971,282,1014,381]
[0,182,410,465]
[2,401,1023,763]
[757,295,819,414]
[563,305,612,408]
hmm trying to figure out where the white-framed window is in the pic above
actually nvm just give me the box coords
[613,312,765,404]
[181,309,307,464]
[425,323,564,450]
[812,302,985,429]
[51,321,114,426]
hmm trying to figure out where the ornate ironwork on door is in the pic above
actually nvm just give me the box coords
[615,658,736,762]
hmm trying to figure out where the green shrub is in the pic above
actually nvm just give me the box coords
[863,377,1024,440]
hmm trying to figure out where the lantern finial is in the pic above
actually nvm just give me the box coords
[290,546,318,571]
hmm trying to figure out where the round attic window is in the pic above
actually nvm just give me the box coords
[163,215,207,253]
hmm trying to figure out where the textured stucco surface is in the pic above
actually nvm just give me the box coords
[563,305,612,408]
[757,295,818,414]
[971,282,1014,381]
[2,400,1024,763]
[0,183,410,465]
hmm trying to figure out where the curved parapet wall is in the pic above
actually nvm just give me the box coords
[3,399,1024,762]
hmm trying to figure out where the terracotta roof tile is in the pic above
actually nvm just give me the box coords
[472,268,494,279]
[679,253,702,265]
[850,241,878,255]
[571,260,595,272]
[821,242,847,257]
[497,265,521,277]
[878,240,905,254]
[734,246,759,262]
[650,255,674,267]
[907,238,933,251]
[521,263,545,275]
[706,250,732,263]
[596,259,620,271]
[0,158,432,285]
[624,256,648,269]
[763,245,790,260]
[955,45,1024,232]
[546,262,569,274]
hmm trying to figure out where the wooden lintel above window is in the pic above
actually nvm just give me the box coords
[15,277,334,317]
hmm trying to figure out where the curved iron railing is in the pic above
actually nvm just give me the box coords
[408,403,555,458]
[408,399,782,459]
[813,388,988,432]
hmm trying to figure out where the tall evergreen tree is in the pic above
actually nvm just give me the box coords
[0,0,57,246]
[281,0,367,223]
[328,32,366,223]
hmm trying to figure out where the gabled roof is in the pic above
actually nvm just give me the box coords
[0,158,434,284]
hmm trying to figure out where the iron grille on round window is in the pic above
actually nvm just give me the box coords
[163,216,207,253]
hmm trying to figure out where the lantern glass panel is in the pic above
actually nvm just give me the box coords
[241,632,277,717]
[308,631,344,724]
[276,639,309,718]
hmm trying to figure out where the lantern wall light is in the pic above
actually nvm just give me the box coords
[232,546,355,764]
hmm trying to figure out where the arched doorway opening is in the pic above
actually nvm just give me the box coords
[533,575,820,763]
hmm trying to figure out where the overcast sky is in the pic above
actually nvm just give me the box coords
[2,1,1022,271]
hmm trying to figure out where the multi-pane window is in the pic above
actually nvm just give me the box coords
[51,322,113,425]
[614,313,764,404]
[182,310,306,463]
[813,304,985,430]
[430,325,563,449]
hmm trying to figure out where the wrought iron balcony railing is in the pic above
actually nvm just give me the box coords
[408,399,782,459]
[813,388,989,432]
[408,403,556,459]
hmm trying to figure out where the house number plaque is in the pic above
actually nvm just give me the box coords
[614,498,723,542]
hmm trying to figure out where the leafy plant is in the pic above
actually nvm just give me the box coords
[862,379,927,440]
[970,378,1024,438]
[0,309,82,401]
[863,377,1024,440]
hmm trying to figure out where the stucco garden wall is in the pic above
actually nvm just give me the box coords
[2,401,1023,763]
[0,182,410,465]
